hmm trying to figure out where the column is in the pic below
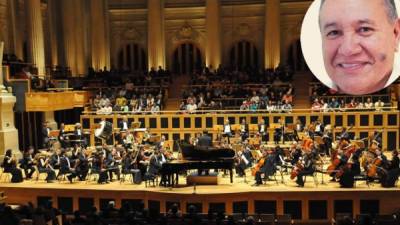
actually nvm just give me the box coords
[205,0,222,69]
[62,0,87,76]
[47,0,58,68]
[26,0,46,78]
[0,0,9,54]
[264,0,280,69]
[90,0,110,70]
[62,0,77,75]
[44,111,57,130]
[147,0,165,70]
[8,0,23,58]
[0,42,20,157]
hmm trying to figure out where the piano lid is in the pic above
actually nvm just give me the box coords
[178,141,235,161]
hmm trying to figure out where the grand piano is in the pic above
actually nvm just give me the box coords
[160,141,236,187]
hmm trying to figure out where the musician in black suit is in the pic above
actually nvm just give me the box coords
[381,150,400,187]
[49,150,61,170]
[235,144,253,177]
[145,150,162,180]
[257,119,267,142]
[239,119,249,142]
[118,116,130,131]
[58,151,76,182]
[2,149,22,182]
[273,119,284,144]
[106,148,121,181]
[75,149,90,181]
[254,149,277,186]
[197,131,212,148]
[197,130,213,176]
[296,151,315,187]
[74,123,86,147]
[19,147,36,179]
[37,154,56,182]
[42,121,51,148]
[92,151,109,184]
[58,123,68,148]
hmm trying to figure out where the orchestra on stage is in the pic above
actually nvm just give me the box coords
[1,119,399,189]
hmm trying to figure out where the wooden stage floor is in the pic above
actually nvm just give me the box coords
[1,172,400,221]
[0,172,398,194]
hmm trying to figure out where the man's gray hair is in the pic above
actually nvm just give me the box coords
[320,0,399,23]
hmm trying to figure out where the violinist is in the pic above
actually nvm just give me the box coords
[49,149,61,170]
[2,149,16,173]
[1,149,22,182]
[93,151,109,184]
[381,150,400,187]
[145,150,162,181]
[75,148,90,181]
[37,153,56,182]
[19,146,36,179]
[253,148,277,186]
[289,143,302,166]
[121,151,140,183]
[235,143,253,177]
[59,151,76,183]
[135,146,149,178]
[106,147,121,181]
[295,151,315,187]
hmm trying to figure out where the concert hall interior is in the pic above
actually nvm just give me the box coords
[0,0,400,225]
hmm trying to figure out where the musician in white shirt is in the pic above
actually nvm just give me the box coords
[222,119,232,144]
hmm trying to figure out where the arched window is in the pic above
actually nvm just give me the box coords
[229,40,258,71]
[172,43,202,74]
[117,43,147,72]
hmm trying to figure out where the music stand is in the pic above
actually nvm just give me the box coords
[149,135,161,143]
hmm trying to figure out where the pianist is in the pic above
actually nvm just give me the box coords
[197,130,212,176]
[197,131,212,149]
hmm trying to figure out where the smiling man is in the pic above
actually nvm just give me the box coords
[319,0,400,95]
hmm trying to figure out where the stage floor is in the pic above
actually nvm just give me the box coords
[0,172,398,193]
[1,172,400,221]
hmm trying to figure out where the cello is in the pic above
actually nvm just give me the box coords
[251,157,265,176]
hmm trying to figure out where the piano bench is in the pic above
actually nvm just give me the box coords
[187,172,219,185]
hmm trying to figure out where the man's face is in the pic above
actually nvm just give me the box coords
[320,0,400,94]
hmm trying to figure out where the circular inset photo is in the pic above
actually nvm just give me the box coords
[301,0,400,95]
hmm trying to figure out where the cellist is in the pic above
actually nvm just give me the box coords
[328,137,350,182]
[253,148,276,186]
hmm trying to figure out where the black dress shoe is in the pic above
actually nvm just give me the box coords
[67,175,73,183]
